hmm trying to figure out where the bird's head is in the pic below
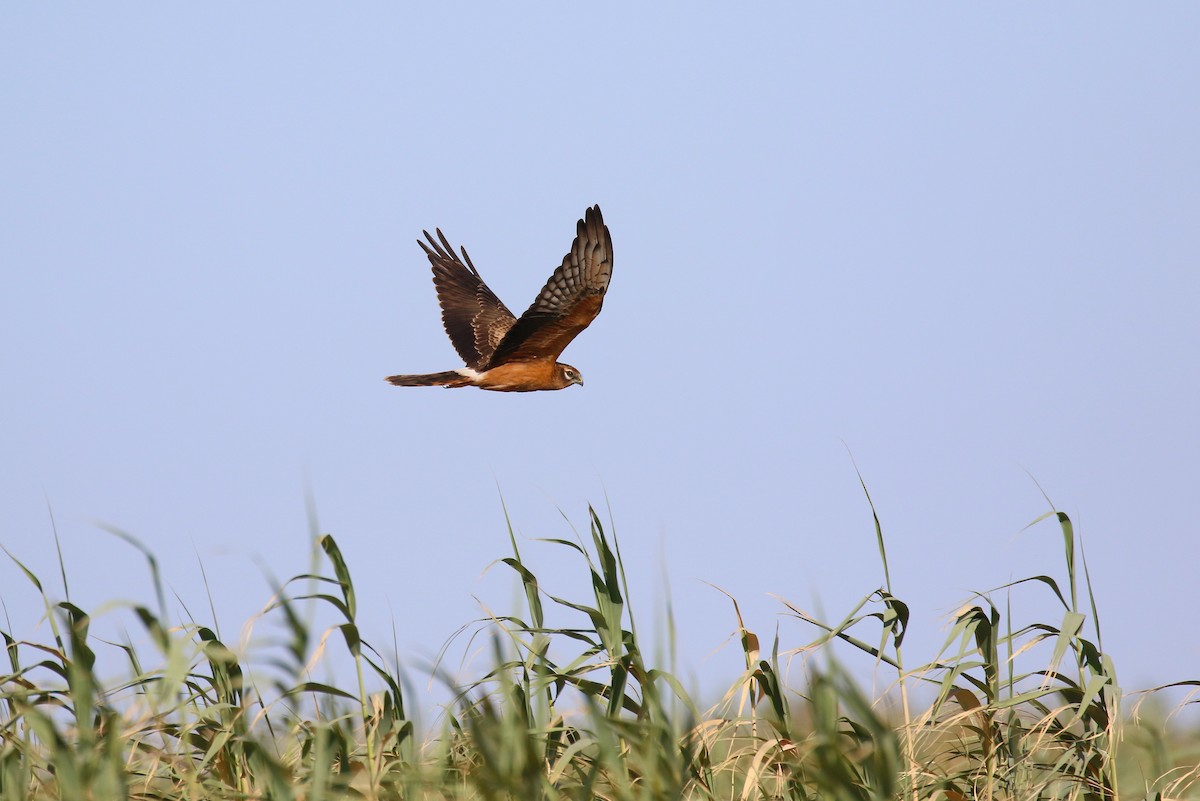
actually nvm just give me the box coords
[558,364,584,387]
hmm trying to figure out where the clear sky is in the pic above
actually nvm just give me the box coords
[2,6,1197,701]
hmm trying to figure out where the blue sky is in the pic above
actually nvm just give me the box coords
[2,5,1197,702]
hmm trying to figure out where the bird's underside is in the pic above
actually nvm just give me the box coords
[385,360,578,392]
[386,205,612,393]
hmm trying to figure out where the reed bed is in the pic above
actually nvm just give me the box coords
[1,496,1196,800]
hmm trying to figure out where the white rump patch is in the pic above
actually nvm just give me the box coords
[456,368,482,380]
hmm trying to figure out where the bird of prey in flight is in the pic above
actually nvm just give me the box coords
[386,205,612,392]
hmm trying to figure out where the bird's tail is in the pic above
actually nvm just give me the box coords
[385,370,472,388]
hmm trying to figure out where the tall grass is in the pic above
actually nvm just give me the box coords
[0,496,1196,800]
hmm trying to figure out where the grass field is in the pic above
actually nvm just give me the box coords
[1,494,1197,800]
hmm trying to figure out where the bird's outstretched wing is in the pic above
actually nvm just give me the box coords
[419,229,517,370]
[487,205,613,367]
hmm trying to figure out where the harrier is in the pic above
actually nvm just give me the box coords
[386,205,613,392]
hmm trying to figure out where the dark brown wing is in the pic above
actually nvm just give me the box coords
[419,229,517,370]
[487,205,613,367]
